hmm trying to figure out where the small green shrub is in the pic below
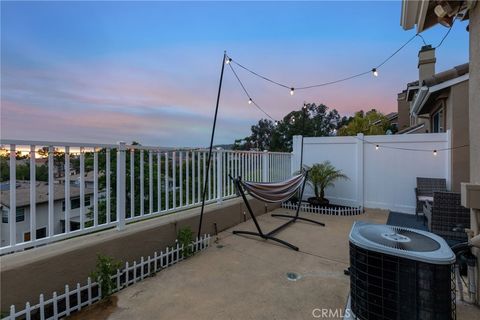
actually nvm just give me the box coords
[90,254,122,299]
[178,227,194,258]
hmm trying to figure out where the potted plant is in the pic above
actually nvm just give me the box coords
[305,161,348,206]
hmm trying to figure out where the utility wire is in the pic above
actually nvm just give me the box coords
[375,33,420,69]
[435,25,453,49]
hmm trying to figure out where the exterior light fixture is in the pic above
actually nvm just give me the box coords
[434,2,456,28]
[438,15,454,28]
[248,98,252,105]
[433,150,438,156]
[376,145,379,150]
[372,68,378,77]
[290,88,295,96]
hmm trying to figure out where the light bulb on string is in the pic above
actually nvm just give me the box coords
[372,68,378,77]
[225,58,232,65]
[274,121,279,126]
[290,88,295,96]
[433,150,437,156]
[248,98,252,105]
[376,145,379,150]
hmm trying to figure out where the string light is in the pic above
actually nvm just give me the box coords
[228,33,426,92]
[353,136,468,154]
[223,28,453,135]
[227,62,280,124]
[274,120,279,126]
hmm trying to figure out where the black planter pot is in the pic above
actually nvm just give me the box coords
[289,195,299,204]
[307,197,329,207]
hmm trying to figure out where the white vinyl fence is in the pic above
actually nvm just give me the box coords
[292,132,450,214]
[0,139,291,254]
[4,234,210,320]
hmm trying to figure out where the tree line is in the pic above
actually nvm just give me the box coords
[232,103,396,152]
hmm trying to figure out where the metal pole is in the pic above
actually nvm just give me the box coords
[197,51,227,238]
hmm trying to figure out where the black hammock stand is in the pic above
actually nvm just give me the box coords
[229,170,325,251]
[197,51,324,251]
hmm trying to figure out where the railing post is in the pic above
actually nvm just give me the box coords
[262,150,269,182]
[116,142,126,231]
[216,148,223,204]
[9,144,16,247]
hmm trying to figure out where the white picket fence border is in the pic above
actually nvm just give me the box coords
[282,202,363,216]
[4,234,211,320]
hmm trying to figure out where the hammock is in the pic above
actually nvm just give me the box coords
[231,171,325,251]
[241,174,305,203]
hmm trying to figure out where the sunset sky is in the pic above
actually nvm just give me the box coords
[1,1,469,147]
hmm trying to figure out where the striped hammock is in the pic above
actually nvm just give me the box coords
[239,173,305,203]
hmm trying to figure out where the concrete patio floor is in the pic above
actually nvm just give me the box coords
[71,208,480,320]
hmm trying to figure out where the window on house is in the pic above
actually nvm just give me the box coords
[1,208,25,223]
[16,208,25,222]
[63,196,91,211]
[432,108,444,133]
[24,227,46,241]
[36,227,47,239]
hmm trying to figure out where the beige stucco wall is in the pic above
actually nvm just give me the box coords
[448,81,470,192]
[0,197,280,311]
[397,92,410,130]
[468,1,480,304]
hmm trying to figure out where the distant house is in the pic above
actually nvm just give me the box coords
[0,180,94,246]
[396,45,469,191]
[372,112,398,133]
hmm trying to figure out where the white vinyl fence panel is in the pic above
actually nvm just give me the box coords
[292,132,450,214]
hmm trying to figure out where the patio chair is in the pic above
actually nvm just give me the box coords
[415,177,447,221]
[230,170,325,251]
[426,191,470,243]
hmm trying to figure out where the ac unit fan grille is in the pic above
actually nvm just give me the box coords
[358,225,440,252]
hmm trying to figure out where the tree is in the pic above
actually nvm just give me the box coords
[233,119,275,151]
[306,161,348,205]
[234,103,342,152]
[337,109,390,136]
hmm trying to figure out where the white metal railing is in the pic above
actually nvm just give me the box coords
[0,140,291,254]
[3,234,210,320]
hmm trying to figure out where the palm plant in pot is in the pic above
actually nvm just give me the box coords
[305,161,348,206]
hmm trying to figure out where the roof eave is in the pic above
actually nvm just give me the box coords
[401,0,430,33]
